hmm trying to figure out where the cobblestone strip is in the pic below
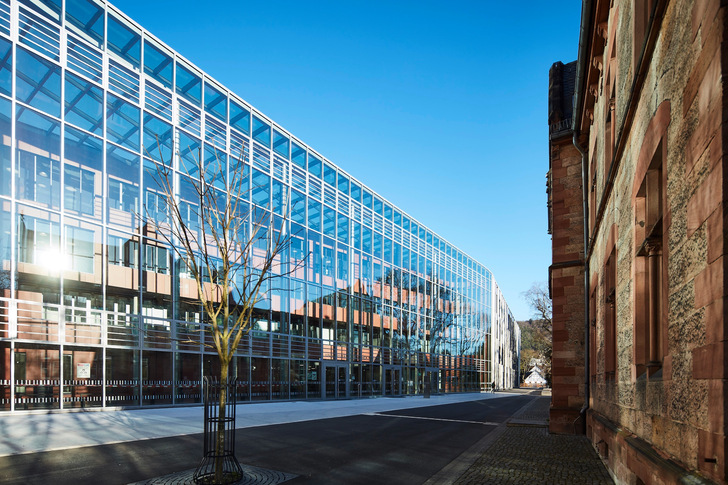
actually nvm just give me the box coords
[453,426,613,485]
[127,464,297,485]
[423,396,538,485]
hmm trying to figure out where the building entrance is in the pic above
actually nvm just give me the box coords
[424,367,439,395]
[384,365,401,396]
[323,363,347,399]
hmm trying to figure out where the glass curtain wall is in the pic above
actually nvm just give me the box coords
[0,0,513,411]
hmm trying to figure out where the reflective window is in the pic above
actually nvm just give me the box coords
[273,129,289,158]
[373,197,383,215]
[107,12,141,68]
[290,189,305,224]
[65,224,95,273]
[308,154,322,178]
[323,163,336,187]
[363,227,372,254]
[107,144,139,229]
[65,72,103,135]
[252,169,270,208]
[230,99,250,134]
[143,113,173,165]
[204,144,226,190]
[0,98,10,196]
[175,63,201,106]
[337,213,349,244]
[107,93,140,151]
[394,210,401,225]
[0,37,11,97]
[143,41,173,89]
[272,179,285,216]
[353,222,361,250]
[362,189,373,209]
[308,198,321,231]
[16,107,61,209]
[64,126,101,219]
[143,159,168,224]
[204,81,227,121]
[20,0,61,21]
[384,203,393,221]
[17,210,61,268]
[16,47,61,117]
[252,115,270,147]
[178,130,201,177]
[291,142,306,169]
[66,0,104,48]
[323,207,336,238]
[337,173,349,194]
[350,182,361,203]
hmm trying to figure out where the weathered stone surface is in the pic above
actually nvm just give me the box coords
[550,0,728,483]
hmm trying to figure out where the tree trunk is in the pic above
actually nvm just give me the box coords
[214,361,228,483]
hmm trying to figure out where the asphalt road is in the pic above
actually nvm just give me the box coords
[0,395,532,484]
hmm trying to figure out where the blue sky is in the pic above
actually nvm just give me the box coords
[112,0,581,320]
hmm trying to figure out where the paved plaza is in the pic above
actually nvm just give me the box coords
[0,390,614,484]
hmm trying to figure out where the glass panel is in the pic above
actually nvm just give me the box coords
[204,81,226,121]
[373,197,383,215]
[107,12,141,68]
[350,181,361,203]
[64,219,100,276]
[106,349,139,406]
[252,116,270,147]
[291,142,305,169]
[175,353,201,404]
[308,154,321,178]
[64,72,103,135]
[141,350,172,405]
[143,41,172,89]
[16,206,62,295]
[272,129,289,158]
[203,144,226,190]
[0,97,10,197]
[323,207,336,238]
[337,172,349,194]
[20,0,61,22]
[107,93,140,151]
[323,163,336,187]
[290,189,305,224]
[107,144,140,230]
[272,179,285,216]
[337,213,349,244]
[65,0,104,48]
[14,344,60,410]
[0,37,12,97]
[16,47,61,117]
[63,126,102,219]
[252,169,270,208]
[16,107,61,209]
[142,113,173,164]
[362,189,372,209]
[230,99,250,134]
[175,63,201,106]
[308,198,321,232]
[178,131,201,177]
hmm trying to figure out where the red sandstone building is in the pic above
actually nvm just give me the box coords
[548,0,728,483]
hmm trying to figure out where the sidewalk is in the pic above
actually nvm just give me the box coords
[439,391,614,485]
[0,392,502,457]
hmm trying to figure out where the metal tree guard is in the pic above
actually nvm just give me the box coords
[194,377,243,484]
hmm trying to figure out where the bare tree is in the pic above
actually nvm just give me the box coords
[146,144,294,483]
[522,282,553,385]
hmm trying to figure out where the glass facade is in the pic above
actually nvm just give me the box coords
[0,0,518,411]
